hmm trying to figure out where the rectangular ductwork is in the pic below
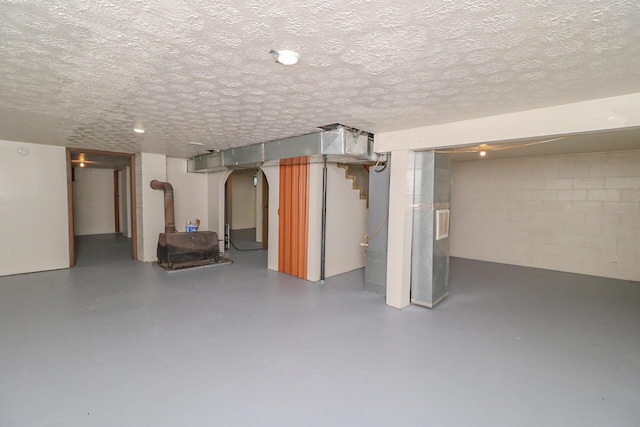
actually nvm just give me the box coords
[190,124,374,172]
[225,144,264,169]
[263,132,322,162]
[191,151,224,172]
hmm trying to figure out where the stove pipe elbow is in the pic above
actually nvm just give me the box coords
[150,180,176,234]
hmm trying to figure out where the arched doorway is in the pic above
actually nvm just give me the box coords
[223,168,269,252]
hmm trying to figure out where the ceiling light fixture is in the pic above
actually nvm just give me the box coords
[270,49,300,65]
[189,141,204,146]
[133,127,145,134]
[479,150,487,157]
[80,162,86,167]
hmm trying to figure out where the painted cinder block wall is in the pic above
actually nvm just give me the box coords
[166,158,208,232]
[450,150,640,281]
[137,155,210,262]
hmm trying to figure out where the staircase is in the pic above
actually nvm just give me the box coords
[337,163,370,208]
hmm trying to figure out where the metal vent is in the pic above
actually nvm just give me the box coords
[435,209,450,240]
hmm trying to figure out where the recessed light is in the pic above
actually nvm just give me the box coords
[270,49,300,65]
[17,147,30,156]
[133,127,145,134]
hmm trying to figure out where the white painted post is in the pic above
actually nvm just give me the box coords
[385,149,415,309]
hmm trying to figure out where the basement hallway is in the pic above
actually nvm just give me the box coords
[1,235,639,426]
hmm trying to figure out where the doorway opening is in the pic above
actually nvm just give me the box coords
[224,168,269,252]
[66,148,137,267]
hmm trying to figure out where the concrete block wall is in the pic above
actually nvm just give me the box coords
[72,167,115,236]
[450,150,640,281]
[166,158,208,232]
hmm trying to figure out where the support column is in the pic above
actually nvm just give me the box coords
[385,149,415,309]
[411,152,451,308]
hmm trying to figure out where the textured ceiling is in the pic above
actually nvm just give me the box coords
[1,0,640,159]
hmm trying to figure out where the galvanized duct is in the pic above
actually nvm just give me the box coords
[410,152,452,308]
[190,124,374,172]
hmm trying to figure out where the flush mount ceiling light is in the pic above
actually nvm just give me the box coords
[133,120,145,134]
[270,49,300,65]
[189,141,204,146]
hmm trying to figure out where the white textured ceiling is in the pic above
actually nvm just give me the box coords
[1,0,640,159]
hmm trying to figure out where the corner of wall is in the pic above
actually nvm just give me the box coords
[137,152,167,262]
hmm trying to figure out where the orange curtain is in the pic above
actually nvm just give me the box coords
[278,156,309,279]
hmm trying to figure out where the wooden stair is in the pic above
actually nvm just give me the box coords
[337,163,370,208]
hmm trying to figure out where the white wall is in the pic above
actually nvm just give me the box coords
[450,150,640,281]
[308,163,323,281]
[307,163,368,281]
[136,153,167,262]
[261,165,279,272]
[0,140,69,276]
[255,169,264,243]
[166,158,208,232]
[72,167,115,236]
[229,171,256,230]
[207,170,232,253]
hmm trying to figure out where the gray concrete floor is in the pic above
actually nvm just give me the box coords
[1,234,639,426]
[229,228,263,251]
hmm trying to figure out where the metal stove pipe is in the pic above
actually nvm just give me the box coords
[150,180,176,234]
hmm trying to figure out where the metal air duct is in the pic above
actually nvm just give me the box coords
[190,124,374,172]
